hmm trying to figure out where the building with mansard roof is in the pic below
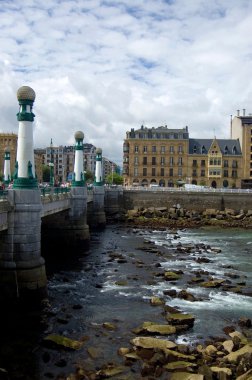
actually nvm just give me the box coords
[123,122,246,189]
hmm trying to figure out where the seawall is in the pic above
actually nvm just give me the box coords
[104,189,252,214]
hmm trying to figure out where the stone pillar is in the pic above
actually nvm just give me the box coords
[91,148,106,228]
[4,147,11,186]
[0,86,47,303]
[41,131,90,251]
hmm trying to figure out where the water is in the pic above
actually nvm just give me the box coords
[0,224,252,379]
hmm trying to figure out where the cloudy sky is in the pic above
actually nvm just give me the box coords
[1,0,252,166]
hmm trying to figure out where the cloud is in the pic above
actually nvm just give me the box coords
[1,0,252,164]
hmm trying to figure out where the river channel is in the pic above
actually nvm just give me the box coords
[0,224,252,379]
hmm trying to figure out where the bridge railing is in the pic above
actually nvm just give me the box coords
[124,186,252,194]
[40,186,71,196]
[0,189,8,199]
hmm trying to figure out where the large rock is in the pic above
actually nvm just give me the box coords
[131,336,177,351]
[170,374,203,380]
[236,369,252,380]
[166,313,195,327]
[163,361,197,370]
[164,271,182,281]
[134,321,176,335]
[224,344,252,363]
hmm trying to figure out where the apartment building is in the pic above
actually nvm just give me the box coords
[231,110,252,188]
[123,125,243,188]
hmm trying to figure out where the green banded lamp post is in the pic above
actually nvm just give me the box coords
[4,147,11,186]
[13,86,37,189]
[94,148,103,186]
[49,138,54,187]
[72,131,85,187]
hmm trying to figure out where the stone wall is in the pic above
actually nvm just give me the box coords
[104,189,252,213]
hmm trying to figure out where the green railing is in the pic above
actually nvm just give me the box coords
[40,187,71,196]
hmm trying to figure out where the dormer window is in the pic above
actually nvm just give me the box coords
[232,146,237,154]
[224,146,228,155]
[201,145,206,154]
[193,145,197,153]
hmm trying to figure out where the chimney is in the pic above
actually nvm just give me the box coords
[237,109,240,116]
[243,108,246,116]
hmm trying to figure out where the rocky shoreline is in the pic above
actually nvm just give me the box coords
[39,225,252,380]
[124,205,252,229]
[1,224,251,380]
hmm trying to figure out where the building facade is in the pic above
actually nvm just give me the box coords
[231,111,252,188]
[123,125,243,188]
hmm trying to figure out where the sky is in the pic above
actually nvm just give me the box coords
[1,0,252,166]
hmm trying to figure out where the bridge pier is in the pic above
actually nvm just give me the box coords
[89,148,106,228]
[0,189,47,301]
[41,187,90,251]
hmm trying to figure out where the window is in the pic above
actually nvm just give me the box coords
[143,157,147,165]
[232,160,238,168]
[193,145,197,153]
[170,145,174,153]
[224,146,228,155]
[161,146,165,153]
[178,168,182,176]
[170,156,174,166]
[134,156,138,165]
[169,168,173,176]
[201,169,205,177]
[161,168,164,176]
[143,146,147,153]
[134,145,138,153]
[223,169,228,177]
[201,145,206,154]
[178,145,183,153]
[232,170,237,178]
[224,160,228,168]
[192,169,197,176]
[152,157,156,165]
[152,146,156,153]
[143,168,147,176]
[193,160,197,167]
[161,157,165,165]
[178,157,183,166]
[201,160,205,166]
[134,167,138,176]
[152,168,156,176]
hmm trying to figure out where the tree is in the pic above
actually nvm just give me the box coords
[42,165,50,182]
[105,173,123,185]
[85,170,94,182]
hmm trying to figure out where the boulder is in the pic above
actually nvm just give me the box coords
[131,336,177,351]
[163,361,197,370]
[43,334,85,350]
[210,366,232,377]
[222,339,234,353]
[236,369,252,380]
[136,321,176,335]
[166,313,195,327]
[224,344,252,363]
[164,271,182,281]
[150,296,165,306]
[170,373,204,380]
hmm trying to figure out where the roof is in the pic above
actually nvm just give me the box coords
[189,138,242,155]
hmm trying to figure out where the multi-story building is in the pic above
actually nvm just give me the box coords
[123,125,189,187]
[123,124,243,188]
[0,133,18,178]
[231,110,252,188]
[34,148,45,183]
